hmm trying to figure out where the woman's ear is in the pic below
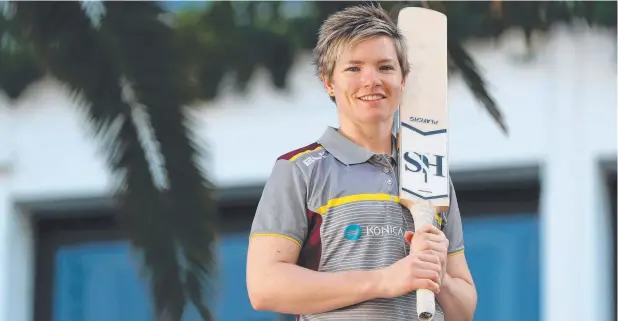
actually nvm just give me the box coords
[322,76,335,97]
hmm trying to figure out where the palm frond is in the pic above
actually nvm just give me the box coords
[176,2,297,96]
[0,10,44,99]
[100,2,217,319]
[12,2,199,320]
[448,41,508,134]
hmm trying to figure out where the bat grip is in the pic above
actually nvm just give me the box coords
[410,203,437,321]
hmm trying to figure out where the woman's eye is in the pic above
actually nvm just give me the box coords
[380,65,395,71]
[346,66,360,72]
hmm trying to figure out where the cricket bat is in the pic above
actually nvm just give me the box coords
[397,7,449,321]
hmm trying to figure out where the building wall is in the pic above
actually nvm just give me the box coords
[0,24,615,321]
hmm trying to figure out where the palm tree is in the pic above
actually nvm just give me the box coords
[3,2,218,320]
[0,1,615,320]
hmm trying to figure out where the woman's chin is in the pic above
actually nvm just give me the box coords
[358,112,394,125]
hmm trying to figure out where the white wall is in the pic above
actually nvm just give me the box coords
[0,24,615,321]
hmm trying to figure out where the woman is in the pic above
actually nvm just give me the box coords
[246,4,477,321]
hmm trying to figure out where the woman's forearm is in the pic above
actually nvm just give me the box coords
[436,273,477,321]
[248,262,384,315]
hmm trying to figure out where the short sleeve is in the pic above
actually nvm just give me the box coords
[250,159,308,247]
[444,181,465,255]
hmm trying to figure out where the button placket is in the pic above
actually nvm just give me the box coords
[388,160,399,192]
[372,155,398,191]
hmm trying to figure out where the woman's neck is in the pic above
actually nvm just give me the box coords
[338,119,393,154]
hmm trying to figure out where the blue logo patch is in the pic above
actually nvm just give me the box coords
[344,224,363,241]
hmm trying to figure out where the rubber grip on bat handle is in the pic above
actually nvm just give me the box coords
[411,203,436,321]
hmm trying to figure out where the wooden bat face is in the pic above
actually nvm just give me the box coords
[397,7,450,212]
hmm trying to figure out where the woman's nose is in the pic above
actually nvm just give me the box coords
[360,68,381,88]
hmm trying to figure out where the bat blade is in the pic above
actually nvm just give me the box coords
[397,7,449,321]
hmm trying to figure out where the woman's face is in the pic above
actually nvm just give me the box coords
[324,35,405,126]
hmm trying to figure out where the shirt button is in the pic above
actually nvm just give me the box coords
[382,167,389,173]
[386,179,393,185]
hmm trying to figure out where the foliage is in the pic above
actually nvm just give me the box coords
[3,2,217,320]
[0,11,44,99]
[0,1,615,320]
[169,0,616,133]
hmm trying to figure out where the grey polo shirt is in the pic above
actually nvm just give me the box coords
[250,126,465,321]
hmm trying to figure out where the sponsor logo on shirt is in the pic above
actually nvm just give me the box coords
[344,224,405,241]
[343,224,362,241]
[366,224,404,237]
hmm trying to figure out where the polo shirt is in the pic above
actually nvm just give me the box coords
[250,126,465,321]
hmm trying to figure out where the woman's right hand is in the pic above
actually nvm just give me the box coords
[377,248,442,299]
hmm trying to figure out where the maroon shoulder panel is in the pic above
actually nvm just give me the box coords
[277,142,320,161]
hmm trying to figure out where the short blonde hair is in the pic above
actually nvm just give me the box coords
[314,4,409,89]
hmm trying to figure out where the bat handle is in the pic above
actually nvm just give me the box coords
[410,203,437,321]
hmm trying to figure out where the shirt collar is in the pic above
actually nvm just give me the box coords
[317,126,398,165]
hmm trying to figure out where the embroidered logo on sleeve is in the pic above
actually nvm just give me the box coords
[302,151,327,167]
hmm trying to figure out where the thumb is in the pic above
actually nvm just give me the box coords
[404,231,414,244]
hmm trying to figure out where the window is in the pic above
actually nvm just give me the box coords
[34,179,540,321]
[33,202,283,321]
[454,178,541,321]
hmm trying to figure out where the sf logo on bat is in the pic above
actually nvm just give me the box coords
[403,152,445,183]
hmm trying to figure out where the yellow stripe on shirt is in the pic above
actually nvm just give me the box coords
[289,146,324,161]
[250,233,302,247]
[314,193,445,227]
[315,193,400,215]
